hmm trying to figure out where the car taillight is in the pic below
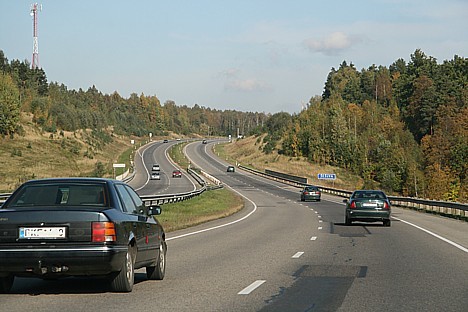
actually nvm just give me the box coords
[350,201,356,209]
[92,222,116,242]
[384,201,390,210]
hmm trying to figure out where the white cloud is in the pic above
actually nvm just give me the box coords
[303,32,363,55]
[225,78,270,92]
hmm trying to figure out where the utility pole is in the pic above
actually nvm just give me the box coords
[30,3,42,69]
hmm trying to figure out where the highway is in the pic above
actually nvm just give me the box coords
[1,139,467,311]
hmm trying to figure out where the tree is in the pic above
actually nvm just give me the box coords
[0,73,20,135]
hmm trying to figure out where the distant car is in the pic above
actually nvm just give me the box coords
[151,172,161,180]
[172,170,182,178]
[227,166,235,172]
[163,139,168,143]
[202,139,207,144]
[343,190,391,226]
[152,164,160,171]
[0,178,167,293]
[300,185,321,201]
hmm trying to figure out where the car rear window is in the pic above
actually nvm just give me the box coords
[7,183,108,208]
[352,191,385,199]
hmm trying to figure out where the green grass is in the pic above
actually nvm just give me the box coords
[158,187,243,232]
[168,142,191,169]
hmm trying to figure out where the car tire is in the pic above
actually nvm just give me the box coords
[147,243,166,280]
[383,219,391,227]
[345,215,352,226]
[0,275,14,293]
[110,246,135,292]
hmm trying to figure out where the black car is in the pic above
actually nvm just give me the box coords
[0,178,167,293]
[300,185,321,201]
[227,166,235,172]
[343,190,391,226]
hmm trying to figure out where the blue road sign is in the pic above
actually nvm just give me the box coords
[318,173,336,180]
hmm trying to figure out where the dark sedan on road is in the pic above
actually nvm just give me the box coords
[300,185,321,201]
[343,190,391,226]
[0,178,167,293]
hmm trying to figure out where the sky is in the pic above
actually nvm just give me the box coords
[1,1,467,114]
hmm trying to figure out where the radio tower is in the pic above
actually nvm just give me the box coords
[30,3,42,69]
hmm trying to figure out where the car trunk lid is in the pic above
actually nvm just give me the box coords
[0,208,110,244]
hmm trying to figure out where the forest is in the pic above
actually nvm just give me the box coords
[0,49,466,202]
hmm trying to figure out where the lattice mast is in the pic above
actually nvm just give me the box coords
[30,3,42,69]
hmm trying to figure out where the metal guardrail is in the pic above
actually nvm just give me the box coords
[0,193,11,205]
[238,165,468,220]
[139,167,224,206]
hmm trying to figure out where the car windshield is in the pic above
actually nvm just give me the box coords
[6,183,108,208]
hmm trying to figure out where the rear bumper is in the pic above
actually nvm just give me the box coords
[0,245,127,277]
[301,195,321,201]
[347,209,391,222]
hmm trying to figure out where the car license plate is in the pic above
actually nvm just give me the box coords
[19,227,67,239]
[362,202,378,208]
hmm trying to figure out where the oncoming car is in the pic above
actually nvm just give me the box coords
[172,170,182,178]
[151,172,161,180]
[152,164,160,171]
[343,190,391,226]
[0,178,167,293]
[227,166,235,172]
[300,185,321,201]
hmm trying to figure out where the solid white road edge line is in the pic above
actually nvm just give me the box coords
[238,280,266,295]
[393,217,468,253]
[167,142,259,241]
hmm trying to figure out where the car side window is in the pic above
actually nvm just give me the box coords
[124,185,146,214]
[115,184,138,214]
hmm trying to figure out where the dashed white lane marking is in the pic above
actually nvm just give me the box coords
[310,236,317,241]
[393,217,468,253]
[319,220,323,223]
[238,280,266,295]
[318,227,323,230]
[292,252,304,258]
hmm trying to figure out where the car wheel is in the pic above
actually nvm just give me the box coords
[147,242,166,280]
[345,215,352,226]
[0,275,14,293]
[110,246,135,292]
[383,219,391,227]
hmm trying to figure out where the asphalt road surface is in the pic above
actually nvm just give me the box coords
[1,139,467,312]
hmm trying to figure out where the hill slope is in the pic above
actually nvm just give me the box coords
[220,135,363,191]
[0,113,134,192]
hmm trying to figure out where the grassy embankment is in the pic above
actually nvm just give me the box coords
[0,113,137,192]
[214,134,363,191]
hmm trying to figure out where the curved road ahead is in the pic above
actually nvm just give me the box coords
[1,140,467,312]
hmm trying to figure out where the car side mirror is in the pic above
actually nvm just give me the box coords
[147,205,162,216]
[343,199,348,203]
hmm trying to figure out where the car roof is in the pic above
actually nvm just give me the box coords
[23,177,118,185]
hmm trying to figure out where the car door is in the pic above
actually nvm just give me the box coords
[122,184,159,264]
[114,184,149,264]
